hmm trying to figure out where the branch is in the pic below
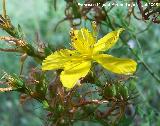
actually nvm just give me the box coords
[0,47,19,52]
[73,99,108,107]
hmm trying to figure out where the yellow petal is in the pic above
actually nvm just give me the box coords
[94,54,137,75]
[93,28,124,53]
[60,61,91,88]
[42,49,80,71]
[70,28,95,54]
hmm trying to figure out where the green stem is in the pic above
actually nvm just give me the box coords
[2,0,6,18]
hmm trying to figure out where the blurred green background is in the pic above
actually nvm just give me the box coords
[0,0,160,126]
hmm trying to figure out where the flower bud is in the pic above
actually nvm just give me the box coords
[103,84,116,98]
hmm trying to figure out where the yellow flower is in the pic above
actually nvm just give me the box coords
[42,28,137,89]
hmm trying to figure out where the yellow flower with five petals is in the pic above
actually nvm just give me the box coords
[42,27,137,89]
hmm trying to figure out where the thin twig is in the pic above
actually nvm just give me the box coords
[73,99,108,107]
[0,47,19,52]
[0,87,13,92]
[2,0,7,18]
[0,81,5,84]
